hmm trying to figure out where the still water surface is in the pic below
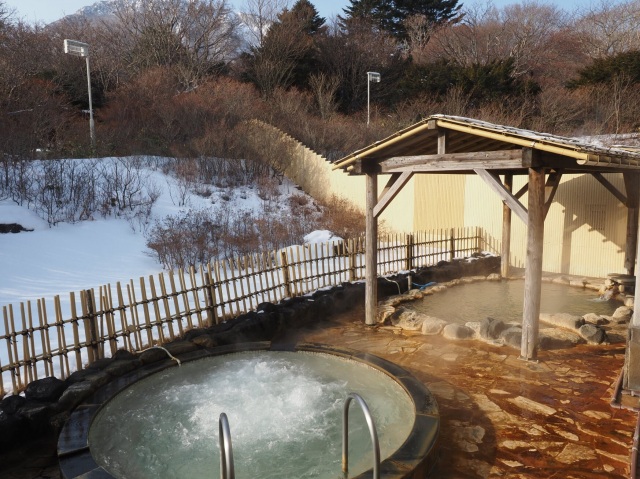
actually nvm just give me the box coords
[406,280,619,324]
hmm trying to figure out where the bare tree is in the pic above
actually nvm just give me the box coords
[573,0,640,58]
[108,0,240,89]
[239,0,291,47]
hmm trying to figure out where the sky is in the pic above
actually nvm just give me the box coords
[2,0,617,25]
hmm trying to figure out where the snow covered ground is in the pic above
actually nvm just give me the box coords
[0,159,315,312]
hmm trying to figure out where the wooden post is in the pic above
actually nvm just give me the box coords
[365,171,378,326]
[449,228,455,261]
[625,190,640,390]
[85,289,100,362]
[502,174,513,277]
[405,233,414,271]
[204,272,216,326]
[280,250,292,298]
[624,173,640,276]
[348,239,357,282]
[521,168,545,360]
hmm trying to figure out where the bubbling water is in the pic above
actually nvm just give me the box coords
[89,351,414,479]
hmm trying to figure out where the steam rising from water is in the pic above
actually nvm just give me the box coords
[90,351,414,479]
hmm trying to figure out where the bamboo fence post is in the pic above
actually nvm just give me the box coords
[67,293,83,371]
[248,254,261,307]
[449,228,455,261]
[148,276,165,341]
[204,271,216,326]
[37,299,51,378]
[84,289,100,362]
[101,287,117,356]
[177,269,194,331]
[115,282,134,351]
[348,239,356,283]
[221,260,237,316]
[405,233,413,271]
[27,301,37,382]
[280,250,292,298]
[214,261,228,319]
[126,281,143,351]
[19,303,32,384]
[4,305,18,392]
[157,274,176,340]
[233,259,248,313]
[188,266,204,328]
[167,271,185,337]
[139,277,157,345]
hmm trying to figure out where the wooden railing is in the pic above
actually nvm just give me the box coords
[1,227,490,396]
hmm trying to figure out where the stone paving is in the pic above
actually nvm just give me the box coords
[294,305,638,478]
[2,302,638,479]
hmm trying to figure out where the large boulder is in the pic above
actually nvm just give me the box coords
[391,309,425,331]
[578,323,607,344]
[421,317,448,335]
[500,327,522,349]
[442,323,475,340]
[612,306,632,324]
[24,377,67,403]
[478,317,509,341]
[539,313,584,330]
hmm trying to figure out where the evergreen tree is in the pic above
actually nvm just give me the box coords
[342,0,461,40]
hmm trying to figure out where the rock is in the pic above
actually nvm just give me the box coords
[582,313,608,325]
[625,297,635,308]
[112,349,137,361]
[104,359,140,377]
[421,317,448,335]
[539,329,582,349]
[443,324,475,340]
[487,273,501,281]
[539,313,584,330]
[479,317,509,341]
[24,377,67,403]
[578,324,607,344]
[1,394,26,414]
[612,306,632,324]
[500,327,522,349]
[552,276,571,285]
[165,341,197,356]
[0,409,26,448]
[192,334,217,349]
[392,309,425,331]
[570,279,587,288]
[56,381,94,411]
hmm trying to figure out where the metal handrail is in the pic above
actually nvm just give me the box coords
[219,413,235,479]
[342,393,380,479]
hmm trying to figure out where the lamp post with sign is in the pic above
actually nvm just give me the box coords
[367,71,380,126]
[64,39,95,149]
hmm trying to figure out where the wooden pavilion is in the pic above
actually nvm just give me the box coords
[333,115,640,382]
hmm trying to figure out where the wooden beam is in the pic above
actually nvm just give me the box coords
[438,128,447,154]
[592,172,627,205]
[380,150,527,173]
[474,168,528,223]
[365,172,378,326]
[543,171,562,219]
[521,168,546,361]
[514,183,528,199]
[501,174,513,278]
[374,171,414,218]
[624,173,640,275]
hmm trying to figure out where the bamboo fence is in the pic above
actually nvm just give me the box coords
[1,227,492,396]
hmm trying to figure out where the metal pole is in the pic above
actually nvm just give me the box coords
[85,55,95,149]
[367,77,371,126]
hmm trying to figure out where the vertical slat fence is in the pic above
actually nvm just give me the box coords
[0,227,490,395]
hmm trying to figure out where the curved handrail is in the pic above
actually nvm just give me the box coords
[219,413,235,479]
[342,393,380,479]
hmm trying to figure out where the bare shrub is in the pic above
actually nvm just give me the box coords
[317,195,366,239]
[145,209,220,269]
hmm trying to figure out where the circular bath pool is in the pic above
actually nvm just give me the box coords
[58,343,439,479]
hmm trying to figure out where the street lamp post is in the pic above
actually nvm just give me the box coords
[64,39,95,149]
[367,71,380,126]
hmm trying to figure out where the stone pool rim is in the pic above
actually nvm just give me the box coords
[57,341,440,479]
